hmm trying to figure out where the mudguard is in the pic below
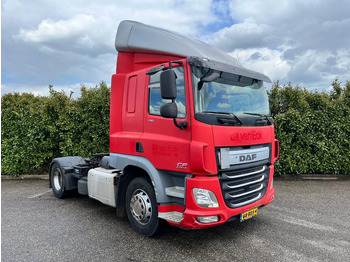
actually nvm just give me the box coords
[50,156,86,190]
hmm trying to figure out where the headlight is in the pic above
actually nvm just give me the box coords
[192,188,219,208]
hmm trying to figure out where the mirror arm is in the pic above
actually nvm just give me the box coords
[170,98,187,130]
[169,61,183,69]
[173,118,188,130]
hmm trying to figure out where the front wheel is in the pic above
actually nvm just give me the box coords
[50,163,68,199]
[125,177,163,236]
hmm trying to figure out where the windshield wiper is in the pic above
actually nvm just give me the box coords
[217,117,242,126]
[243,112,272,125]
[202,111,232,115]
[202,111,243,126]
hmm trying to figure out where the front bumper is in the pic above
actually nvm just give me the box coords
[159,165,275,229]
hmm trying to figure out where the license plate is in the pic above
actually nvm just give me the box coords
[240,208,258,222]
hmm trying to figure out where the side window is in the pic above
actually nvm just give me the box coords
[148,67,186,118]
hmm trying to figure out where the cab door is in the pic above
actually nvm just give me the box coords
[113,71,145,156]
[140,64,191,173]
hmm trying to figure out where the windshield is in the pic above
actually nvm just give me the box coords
[191,66,270,117]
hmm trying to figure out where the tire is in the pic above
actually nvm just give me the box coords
[125,177,163,236]
[50,163,68,199]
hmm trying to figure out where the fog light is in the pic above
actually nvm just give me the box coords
[193,188,219,208]
[196,216,220,223]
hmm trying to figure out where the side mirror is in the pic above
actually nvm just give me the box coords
[160,67,188,130]
[160,102,177,118]
[198,70,220,90]
[160,70,177,99]
[201,71,220,82]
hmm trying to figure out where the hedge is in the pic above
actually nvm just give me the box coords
[1,80,349,175]
[269,79,350,175]
[1,82,110,175]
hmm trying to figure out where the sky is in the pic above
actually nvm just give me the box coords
[1,0,350,96]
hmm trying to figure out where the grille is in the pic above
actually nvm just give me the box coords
[220,165,269,208]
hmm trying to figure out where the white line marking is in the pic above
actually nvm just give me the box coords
[28,190,52,199]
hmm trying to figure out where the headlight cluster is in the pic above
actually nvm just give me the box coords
[192,188,219,208]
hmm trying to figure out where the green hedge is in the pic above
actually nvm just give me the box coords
[1,80,349,175]
[1,82,110,175]
[269,79,350,175]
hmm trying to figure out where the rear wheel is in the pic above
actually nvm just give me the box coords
[125,177,163,236]
[50,163,67,199]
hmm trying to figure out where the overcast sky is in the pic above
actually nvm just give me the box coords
[2,0,350,96]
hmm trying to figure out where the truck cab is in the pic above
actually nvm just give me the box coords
[50,20,278,236]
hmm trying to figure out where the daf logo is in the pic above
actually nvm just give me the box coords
[239,154,257,162]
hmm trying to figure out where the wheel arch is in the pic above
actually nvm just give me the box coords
[110,153,171,205]
[116,165,151,210]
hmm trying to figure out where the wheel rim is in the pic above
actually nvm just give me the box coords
[129,189,152,225]
[53,168,63,191]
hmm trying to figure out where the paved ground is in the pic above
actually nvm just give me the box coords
[2,178,350,261]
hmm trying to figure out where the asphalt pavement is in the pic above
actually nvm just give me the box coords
[2,178,350,261]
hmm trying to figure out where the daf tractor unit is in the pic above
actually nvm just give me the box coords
[50,20,279,236]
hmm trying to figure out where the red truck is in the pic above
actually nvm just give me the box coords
[50,20,279,236]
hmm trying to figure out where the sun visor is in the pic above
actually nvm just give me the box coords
[187,57,271,83]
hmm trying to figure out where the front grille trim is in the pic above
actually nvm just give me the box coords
[224,166,266,179]
[226,174,265,189]
[230,193,262,208]
[228,183,264,198]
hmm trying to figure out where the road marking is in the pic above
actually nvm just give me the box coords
[280,216,336,232]
[302,177,338,180]
[28,190,52,199]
